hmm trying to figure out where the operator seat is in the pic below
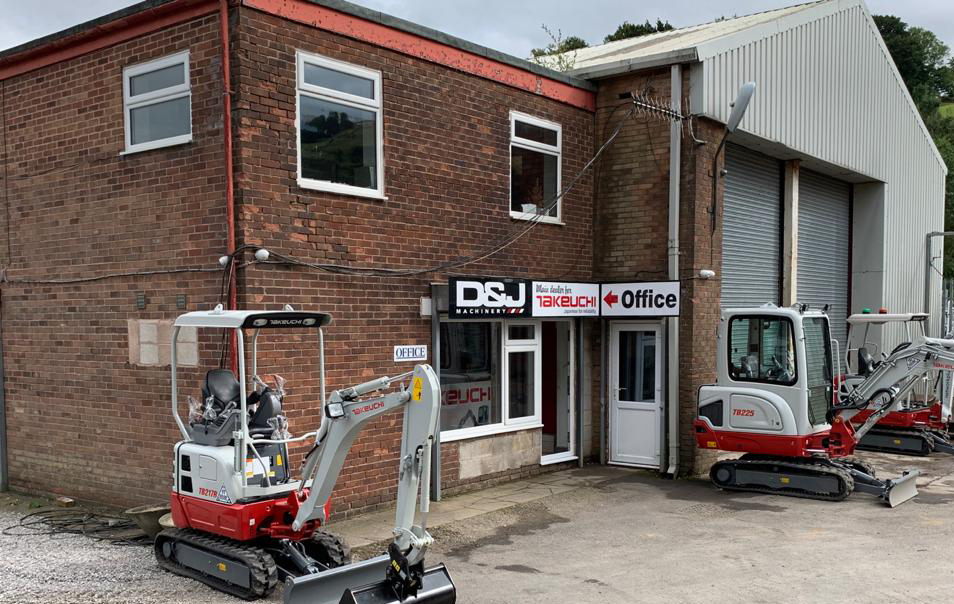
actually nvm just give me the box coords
[202,369,241,413]
[857,347,878,377]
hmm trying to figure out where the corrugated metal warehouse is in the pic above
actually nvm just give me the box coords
[572,0,947,346]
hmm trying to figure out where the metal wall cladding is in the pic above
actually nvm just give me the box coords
[722,144,782,309]
[797,169,851,346]
[699,2,946,338]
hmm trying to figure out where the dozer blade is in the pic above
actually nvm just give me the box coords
[283,555,456,604]
[886,470,919,507]
[340,563,455,604]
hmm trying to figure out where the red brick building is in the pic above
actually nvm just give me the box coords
[0,0,942,516]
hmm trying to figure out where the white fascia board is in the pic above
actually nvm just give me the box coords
[569,48,698,80]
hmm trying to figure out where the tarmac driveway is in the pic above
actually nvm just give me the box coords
[432,452,954,603]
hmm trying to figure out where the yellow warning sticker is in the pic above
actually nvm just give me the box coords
[218,562,227,572]
[706,441,717,448]
[412,376,423,401]
[893,439,902,445]
[780,477,791,484]
[276,454,283,466]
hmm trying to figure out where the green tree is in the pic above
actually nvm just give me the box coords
[604,19,674,43]
[874,15,954,275]
[530,25,588,71]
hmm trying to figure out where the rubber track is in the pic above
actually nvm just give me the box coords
[155,528,278,600]
[836,456,876,478]
[712,456,854,502]
[306,531,352,568]
[857,427,933,456]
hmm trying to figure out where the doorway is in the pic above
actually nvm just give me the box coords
[609,322,663,467]
[541,320,575,464]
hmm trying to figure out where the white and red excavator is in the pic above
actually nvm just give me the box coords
[154,306,455,604]
[694,304,925,506]
[840,310,954,456]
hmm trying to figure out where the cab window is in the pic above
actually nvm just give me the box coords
[728,316,797,385]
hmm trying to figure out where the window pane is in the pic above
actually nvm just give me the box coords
[300,96,378,189]
[514,120,558,146]
[130,96,190,145]
[508,350,535,420]
[511,146,558,216]
[439,323,501,432]
[130,63,185,97]
[507,325,535,341]
[728,317,796,385]
[803,317,832,424]
[303,62,374,99]
[618,331,655,401]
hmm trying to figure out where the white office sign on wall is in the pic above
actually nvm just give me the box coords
[600,281,680,317]
[394,345,428,362]
[531,281,600,317]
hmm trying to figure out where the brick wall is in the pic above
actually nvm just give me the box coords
[0,14,228,505]
[229,7,594,517]
[1,4,595,515]
[591,68,725,475]
[678,111,725,475]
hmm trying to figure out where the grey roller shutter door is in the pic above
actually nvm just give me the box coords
[797,170,851,345]
[722,144,783,309]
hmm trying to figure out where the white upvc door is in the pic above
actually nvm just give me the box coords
[609,322,663,468]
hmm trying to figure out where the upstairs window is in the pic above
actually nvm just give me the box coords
[510,112,562,224]
[296,51,384,199]
[123,51,192,153]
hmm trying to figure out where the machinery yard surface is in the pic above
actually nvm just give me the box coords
[3,454,954,603]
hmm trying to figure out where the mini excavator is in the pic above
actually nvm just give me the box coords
[154,306,456,604]
[840,311,954,456]
[694,304,920,506]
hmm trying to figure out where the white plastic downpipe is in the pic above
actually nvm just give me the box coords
[666,64,682,477]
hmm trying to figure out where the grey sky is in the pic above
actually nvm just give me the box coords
[1,0,952,60]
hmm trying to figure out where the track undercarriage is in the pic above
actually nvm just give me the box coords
[709,454,918,507]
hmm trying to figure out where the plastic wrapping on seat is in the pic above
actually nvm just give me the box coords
[268,415,291,440]
[187,395,204,424]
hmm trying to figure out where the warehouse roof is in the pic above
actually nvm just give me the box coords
[556,1,825,78]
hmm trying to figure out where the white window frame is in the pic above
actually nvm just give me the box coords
[122,51,192,154]
[296,50,385,200]
[509,111,563,225]
[440,319,543,443]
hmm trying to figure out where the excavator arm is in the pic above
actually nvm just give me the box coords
[282,364,455,604]
[834,338,954,442]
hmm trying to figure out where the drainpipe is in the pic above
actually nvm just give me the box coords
[0,294,7,492]
[220,0,238,368]
[665,64,682,477]
[925,231,954,337]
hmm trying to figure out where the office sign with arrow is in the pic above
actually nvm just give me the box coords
[600,281,680,317]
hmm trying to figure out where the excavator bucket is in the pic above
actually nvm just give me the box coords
[283,555,456,604]
[885,470,919,507]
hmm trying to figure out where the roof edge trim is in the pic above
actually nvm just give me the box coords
[0,0,218,81]
[568,48,699,80]
[242,0,595,110]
